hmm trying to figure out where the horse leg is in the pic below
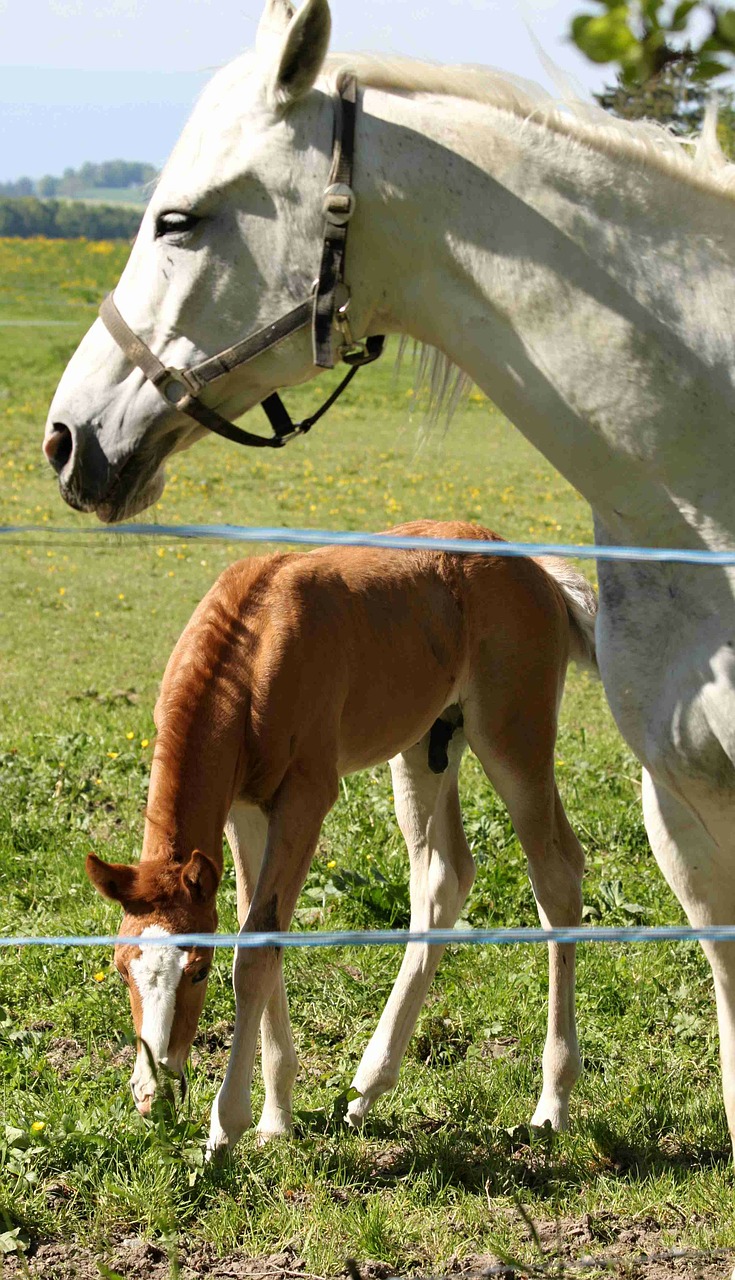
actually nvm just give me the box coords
[642,770,735,1162]
[224,801,298,1141]
[208,765,338,1156]
[463,703,584,1131]
[347,728,474,1125]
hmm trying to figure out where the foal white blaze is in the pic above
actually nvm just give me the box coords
[128,927,189,1110]
[49,0,735,1171]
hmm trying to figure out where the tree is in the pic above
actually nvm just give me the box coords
[595,59,709,131]
[571,2,735,86]
[37,175,59,197]
[593,49,735,157]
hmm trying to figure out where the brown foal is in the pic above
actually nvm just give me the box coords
[86,520,596,1152]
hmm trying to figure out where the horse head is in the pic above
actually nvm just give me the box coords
[86,849,220,1114]
[45,0,342,523]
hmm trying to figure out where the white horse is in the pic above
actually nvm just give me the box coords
[46,0,735,1167]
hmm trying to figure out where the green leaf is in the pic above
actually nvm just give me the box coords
[571,9,638,64]
[670,0,698,32]
[0,1228,26,1255]
[693,57,730,80]
[641,0,664,25]
[716,9,735,48]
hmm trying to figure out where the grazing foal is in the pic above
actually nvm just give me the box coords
[87,520,596,1152]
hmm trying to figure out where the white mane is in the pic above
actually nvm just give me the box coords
[324,53,735,197]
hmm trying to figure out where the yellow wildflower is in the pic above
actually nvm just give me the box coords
[125,732,134,740]
[30,1121,45,1133]
[140,739,150,749]
[93,972,106,983]
[107,751,119,759]
[327,860,337,870]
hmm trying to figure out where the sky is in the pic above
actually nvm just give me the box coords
[0,0,611,181]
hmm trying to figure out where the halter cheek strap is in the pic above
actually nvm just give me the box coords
[98,75,385,452]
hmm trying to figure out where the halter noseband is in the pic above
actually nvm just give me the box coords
[98,75,384,452]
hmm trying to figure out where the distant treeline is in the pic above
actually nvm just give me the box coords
[0,198,142,239]
[0,160,156,199]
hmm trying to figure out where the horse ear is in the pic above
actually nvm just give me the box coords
[86,852,140,907]
[255,0,296,58]
[264,0,331,109]
[180,850,221,905]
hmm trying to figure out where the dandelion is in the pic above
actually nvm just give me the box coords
[327,859,337,869]
[125,731,134,740]
[30,1121,45,1133]
[140,738,150,749]
[58,587,65,596]
[93,972,106,983]
[118,593,125,600]
[94,611,101,618]
[107,751,119,759]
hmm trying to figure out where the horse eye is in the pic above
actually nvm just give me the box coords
[192,965,210,986]
[155,211,200,240]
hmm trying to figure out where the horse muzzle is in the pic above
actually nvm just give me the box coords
[43,417,167,523]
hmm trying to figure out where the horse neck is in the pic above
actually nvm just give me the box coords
[354,88,735,542]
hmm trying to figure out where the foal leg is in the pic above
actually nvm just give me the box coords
[208,766,338,1156]
[225,801,298,1141]
[463,707,584,1131]
[642,770,735,1162]
[347,729,475,1126]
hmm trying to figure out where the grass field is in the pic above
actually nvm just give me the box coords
[0,237,733,1279]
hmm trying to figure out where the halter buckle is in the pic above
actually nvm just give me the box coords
[322,182,355,226]
[155,367,202,406]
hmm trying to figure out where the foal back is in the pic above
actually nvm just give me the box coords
[212,519,593,799]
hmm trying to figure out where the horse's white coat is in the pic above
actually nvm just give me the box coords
[46,0,735,1182]
[129,925,188,1105]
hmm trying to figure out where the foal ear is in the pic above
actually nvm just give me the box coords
[263,0,331,109]
[180,850,221,905]
[86,852,140,907]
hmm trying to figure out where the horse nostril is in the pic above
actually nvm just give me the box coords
[44,423,74,474]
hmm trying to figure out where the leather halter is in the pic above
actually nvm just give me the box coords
[99,75,384,451]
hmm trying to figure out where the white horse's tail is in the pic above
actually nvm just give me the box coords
[536,557,598,672]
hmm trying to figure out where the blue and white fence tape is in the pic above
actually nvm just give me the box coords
[3,522,735,565]
[2,926,735,949]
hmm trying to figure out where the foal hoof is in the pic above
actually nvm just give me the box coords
[206,1098,251,1160]
[345,1091,370,1128]
[256,1107,293,1145]
[530,1099,568,1132]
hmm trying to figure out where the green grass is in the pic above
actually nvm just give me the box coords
[0,237,733,1276]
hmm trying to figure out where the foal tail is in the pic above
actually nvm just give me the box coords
[536,557,598,672]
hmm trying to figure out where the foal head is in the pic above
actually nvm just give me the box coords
[86,849,220,1115]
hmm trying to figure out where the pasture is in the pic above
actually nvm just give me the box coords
[0,237,733,1277]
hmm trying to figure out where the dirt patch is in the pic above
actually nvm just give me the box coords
[43,1037,87,1074]
[1,1221,732,1279]
[461,1212,734,1277]
[2,1240,316,1280]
